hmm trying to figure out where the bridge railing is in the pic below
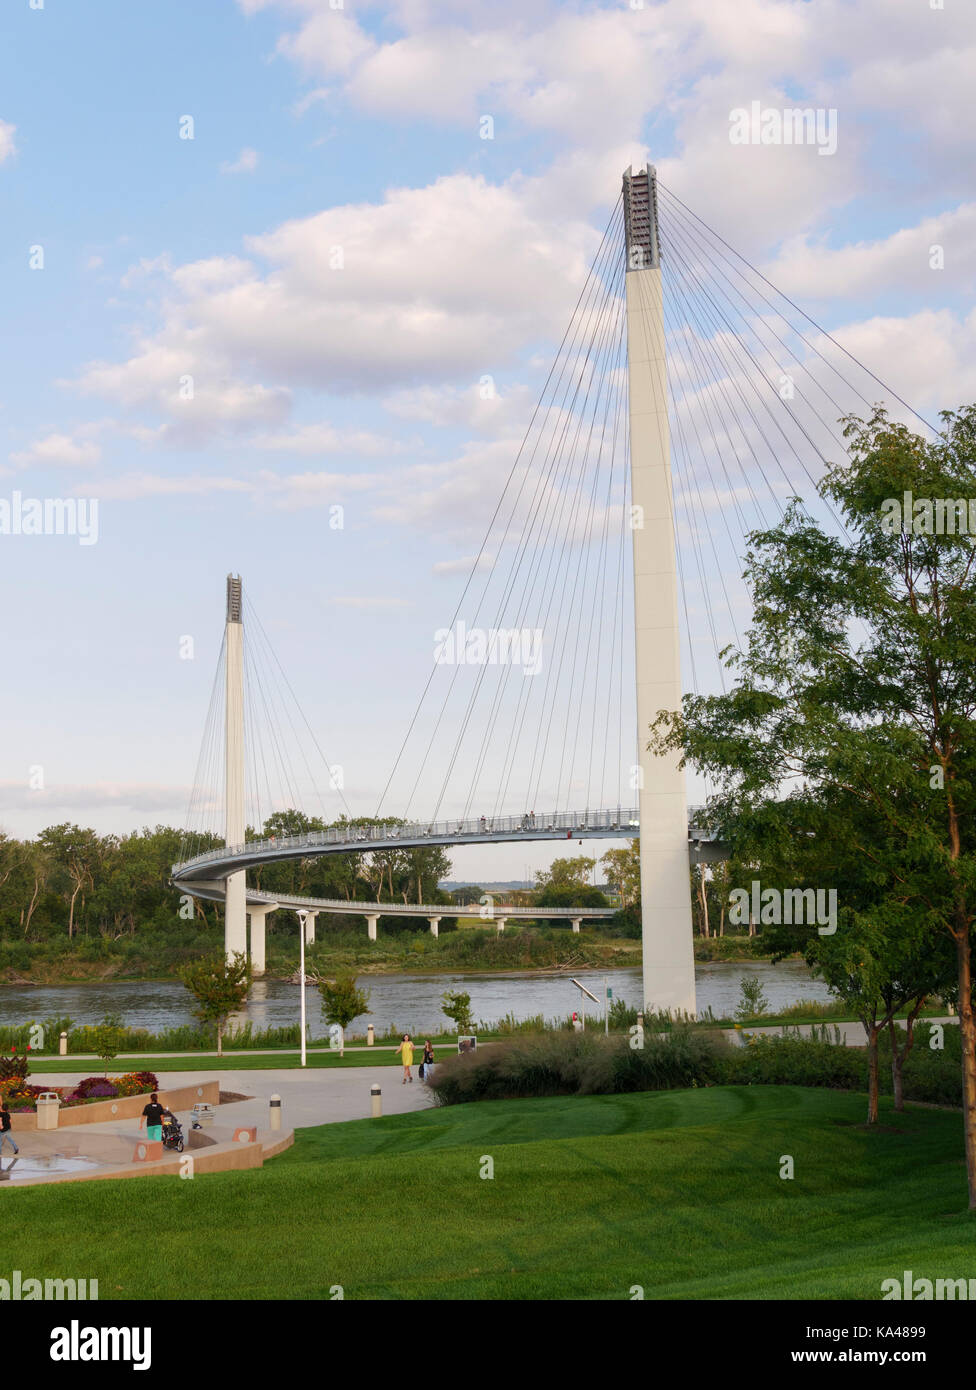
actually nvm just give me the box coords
[172,805,720,878]
[172,806,645,876]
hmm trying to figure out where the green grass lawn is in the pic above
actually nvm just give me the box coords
[24,1038,481,1074]
[4,1086,975,1299]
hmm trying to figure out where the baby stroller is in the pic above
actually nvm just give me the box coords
[161,1114,184,1153]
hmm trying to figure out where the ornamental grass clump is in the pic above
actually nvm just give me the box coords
[428,1029,730,1105]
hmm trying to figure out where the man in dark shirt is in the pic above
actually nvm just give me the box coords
[0,1099,20,1155]
[140,1092,166,1142]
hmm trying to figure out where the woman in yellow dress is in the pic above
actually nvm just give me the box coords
[395,1033,415,1083]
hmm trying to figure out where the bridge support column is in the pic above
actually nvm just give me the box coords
[366,914,378,942]
[571,918,581,934]
[624,165,697,1019]
[303,911,317,946]
[428,917,440,938]
[248,906,274,977]
[224,575,247,963]
[495,917,506,934]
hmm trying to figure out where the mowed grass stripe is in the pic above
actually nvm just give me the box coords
[2,1088,971,1300]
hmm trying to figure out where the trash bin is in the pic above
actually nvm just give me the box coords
[36,1092,61,1130]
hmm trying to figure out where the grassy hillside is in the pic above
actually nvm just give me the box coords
[4,1086,973,1300]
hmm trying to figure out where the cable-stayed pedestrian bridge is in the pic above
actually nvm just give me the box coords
[172,806,723,887]
[172,164,933,1014]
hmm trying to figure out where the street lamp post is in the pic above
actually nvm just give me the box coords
[297,910,308,1068]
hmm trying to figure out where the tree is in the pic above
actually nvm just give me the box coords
[601,841,640,907]
[535,856,597,892]
[178,952,251,1056]
[441,990,474,1033]
[534,856,607,909]
[37,824,101,939]
[90,1014,126,1076]
[651,405,976,1202]
[318,974,370,1056]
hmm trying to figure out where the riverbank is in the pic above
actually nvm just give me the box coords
[0,930,779,986]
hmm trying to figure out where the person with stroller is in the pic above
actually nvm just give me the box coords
[139,1092,169,1142]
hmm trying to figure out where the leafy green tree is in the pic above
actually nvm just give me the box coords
[90,1013,126,1075]
[318,974,370,1056]
[534,856,607,909]
[652,405,976,1201]
[37,824,101,939]
[441,989,474,1033]
[734,976,769,1022]
[601,841,640,907]
[178,952,251,1056]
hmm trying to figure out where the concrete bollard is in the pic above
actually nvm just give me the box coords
[269,1094,281,1132]
[367,1024,375,1046]
[370,1084,382,1118]
[59,1031,68,1057]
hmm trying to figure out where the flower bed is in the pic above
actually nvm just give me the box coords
[0,1071,159,1112]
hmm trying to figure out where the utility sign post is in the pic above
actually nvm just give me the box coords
[571,977,600,1033]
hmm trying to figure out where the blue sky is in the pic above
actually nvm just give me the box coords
[0,0,973,879]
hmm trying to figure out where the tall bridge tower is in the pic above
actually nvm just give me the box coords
[623,165,697,1017]
[224,573,247,962]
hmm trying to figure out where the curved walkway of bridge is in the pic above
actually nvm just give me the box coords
[172,805,722,886]
[183,880,616,938]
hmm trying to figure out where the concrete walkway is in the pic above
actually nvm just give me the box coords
[725,1015,957,1047]
[29,1064,437,1133]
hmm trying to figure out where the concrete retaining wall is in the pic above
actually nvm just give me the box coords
[10,1080,220,1131]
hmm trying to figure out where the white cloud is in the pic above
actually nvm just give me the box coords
[252,422,409,456]
[221,147,259,174]
[763,203,976,300]
[0,781,188,814]
[0,120,16,164]
[10,433,101,469]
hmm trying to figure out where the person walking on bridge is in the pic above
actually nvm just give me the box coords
[396,1033,415,1084]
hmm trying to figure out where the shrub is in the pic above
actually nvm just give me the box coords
[71,1076,120,1100]
[0,1052,29,1084]
[113,1071,160,1097]
[428,1029,729,1105]
[727,1029,864,1090]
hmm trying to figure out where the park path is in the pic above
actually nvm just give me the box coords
[29,1064,436,1133]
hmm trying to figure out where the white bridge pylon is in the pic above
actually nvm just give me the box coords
[173,168,715,1012]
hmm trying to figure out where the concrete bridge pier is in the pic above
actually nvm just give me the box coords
[366,913,378,942]
[429,917,440,938]
[496,917,506,934]
[571,918,581,934]
[303,910,317,945]
[248,905,276,976]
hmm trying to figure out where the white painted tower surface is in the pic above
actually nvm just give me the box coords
[623,166,697,1018]
[224,574,248,962]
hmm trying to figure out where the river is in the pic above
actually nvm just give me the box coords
[0,960,832,1038]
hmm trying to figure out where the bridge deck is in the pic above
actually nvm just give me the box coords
[172,807,721,884]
